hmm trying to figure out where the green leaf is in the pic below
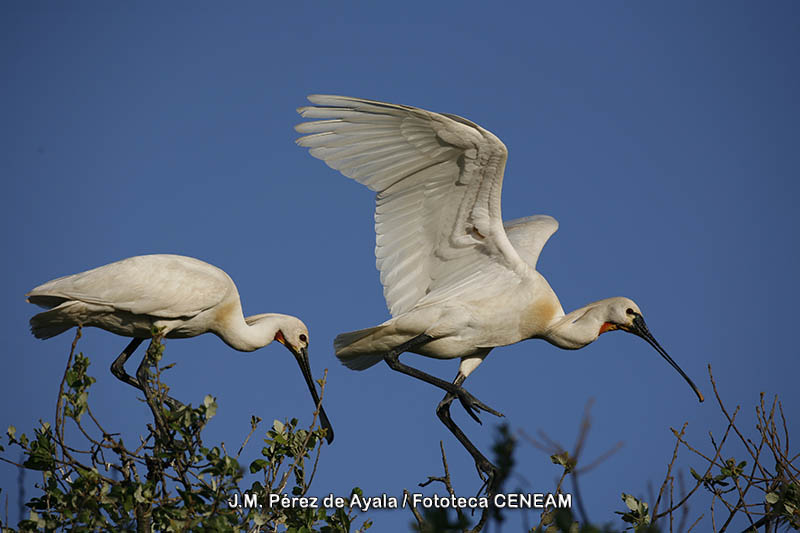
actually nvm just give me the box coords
[550,451,573,472]
[622,493,638,511]
[765,492,780,504]
[249,459,268,473]
[23,442,55,471]
[29,510,46,528]
[273,419,285,433]
[203,395,217,418]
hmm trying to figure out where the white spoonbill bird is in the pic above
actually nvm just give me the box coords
[27,254,333,444]
[296,95,701,481]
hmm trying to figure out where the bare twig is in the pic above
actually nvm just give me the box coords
[276,370,328,495]
[418,441,467,526]
[653,422,688,522]
[404,489,426,531]
[411,441,492,532]
[55,327,81,466]
[654,414,735,519]
[687,512,704,532]
[237,416,262,458]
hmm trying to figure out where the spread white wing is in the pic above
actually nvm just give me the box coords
[504,215,559,270]
[27,254,232,318]
[296,95,532,316]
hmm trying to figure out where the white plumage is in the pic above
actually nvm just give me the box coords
[27,254,333,443]
[296,95,700,481]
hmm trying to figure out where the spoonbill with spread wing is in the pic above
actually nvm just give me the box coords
[296,95,702,482]
[27,254,333,443]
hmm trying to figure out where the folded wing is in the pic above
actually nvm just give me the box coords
[26,255,231,318]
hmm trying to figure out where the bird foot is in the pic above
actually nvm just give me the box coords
[455,387,504,425]
[474,458,499,498]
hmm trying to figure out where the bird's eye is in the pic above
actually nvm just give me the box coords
[299,334,307,342]
[626,308,635,315]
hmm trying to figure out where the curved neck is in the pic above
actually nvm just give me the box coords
[217,310,290,352]
[544,302,607,350]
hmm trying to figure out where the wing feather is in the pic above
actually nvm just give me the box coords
[504,215,559,270]
[297,95,530,316]
[26,255,231,318]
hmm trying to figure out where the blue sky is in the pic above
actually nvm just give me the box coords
[2,2,798,530]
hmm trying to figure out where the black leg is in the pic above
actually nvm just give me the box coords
[383,334,503,423]
[436,373,499,496]
[112,337,183,410]
[110,338,145,389]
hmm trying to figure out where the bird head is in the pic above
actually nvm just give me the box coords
[599,297,704,403]
[271,316,334,444]
[596,297,641,335]
[273,317,310,356]
[244,314,333,443]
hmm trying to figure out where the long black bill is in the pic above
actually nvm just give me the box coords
[630,315,704,403]
[293,347,334,443]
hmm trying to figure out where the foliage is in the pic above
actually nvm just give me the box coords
[2,331,797,533]
[0,329,371,532]
[645,366,800,532]
[527,366,799,533]
[407,424,516,533]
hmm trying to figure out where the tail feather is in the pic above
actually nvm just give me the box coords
[334,326,387,371]
[29,302,79,339]
[30,312,74,339]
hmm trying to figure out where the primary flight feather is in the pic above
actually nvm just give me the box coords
[296,95,700,483]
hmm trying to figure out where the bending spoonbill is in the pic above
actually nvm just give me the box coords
[27,254,333,444]
[296,95,701,481]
